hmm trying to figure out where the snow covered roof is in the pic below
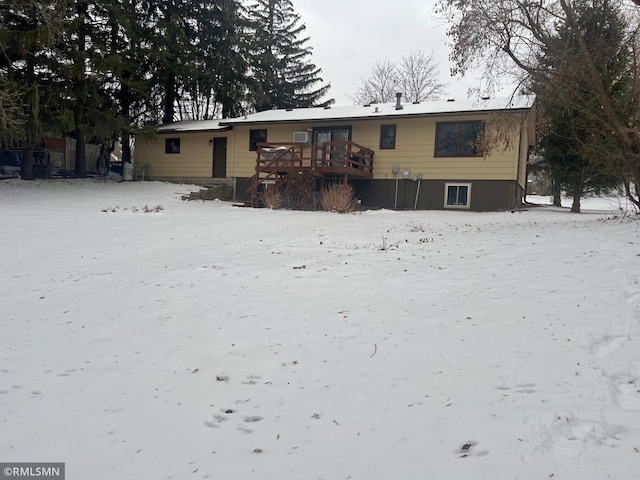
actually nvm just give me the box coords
[220,95,536,126]
[154,95,535,132]
[157,119,231,133]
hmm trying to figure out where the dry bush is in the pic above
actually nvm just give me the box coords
[262,184,283,209]
[285,170,316,210]
[320,183,355,213]
[142,205,164,213]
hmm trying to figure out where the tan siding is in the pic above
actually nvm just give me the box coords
[517,122,528,189]
[137,110,528,182]
[229,115,521,181]
[368,115,518,181]
[135,131,228,179]
[225,132,235,178]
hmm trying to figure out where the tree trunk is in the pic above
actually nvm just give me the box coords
[624,179,640,211]
[120,79,132,164]
[162,7,177,124]
[20,147,35,180]
[163,68,176,124]
[121,131,131,164]
[22,13,37,182]
[570,193,582,213]
[570,180,583,213]
[73,1,88,178]
[74,126,86,177]
[551,179,562,207]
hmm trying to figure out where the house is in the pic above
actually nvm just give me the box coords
[134,94,536,211]
[0,138,102,178]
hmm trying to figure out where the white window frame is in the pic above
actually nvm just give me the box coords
[444,183,472,209]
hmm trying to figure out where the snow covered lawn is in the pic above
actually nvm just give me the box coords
[1,179,640,480]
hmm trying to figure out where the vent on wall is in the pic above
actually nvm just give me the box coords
[293,131,309,143]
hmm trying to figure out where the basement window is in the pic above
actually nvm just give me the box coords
[444,183,471,209]
[165,138,181,154]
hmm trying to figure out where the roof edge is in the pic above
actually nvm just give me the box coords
[218,106,534,127]
[157,125,233,134]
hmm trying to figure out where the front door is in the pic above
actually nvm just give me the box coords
[212,137,227,178]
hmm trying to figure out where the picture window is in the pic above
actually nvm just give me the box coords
[435,121,483,157]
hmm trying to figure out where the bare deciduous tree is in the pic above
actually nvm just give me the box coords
[397,51,446,103]
[352,58,398,104]
[351,51,445,104]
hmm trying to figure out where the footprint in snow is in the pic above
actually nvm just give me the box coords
[615,379,640,411]
[590,334,627,358]
[626,292,640,304]
[543,415,624,458]
[456,441,488,458]
[515,383,536,394]
[241,375,262,385]
[495,384,536,394]
[204,414,228,429]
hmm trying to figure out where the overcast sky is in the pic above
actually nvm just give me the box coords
[292,0,488,106]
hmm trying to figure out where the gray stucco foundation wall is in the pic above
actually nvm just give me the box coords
[350,179,521,211]
[234,177,253,202]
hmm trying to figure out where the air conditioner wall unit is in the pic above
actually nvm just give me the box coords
[293,131,309,143]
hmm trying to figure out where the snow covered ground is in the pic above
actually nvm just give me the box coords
[1,179,640,480]
[526,194,639,214]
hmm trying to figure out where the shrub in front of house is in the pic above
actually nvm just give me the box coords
[262,184,283,209]
[320,183,355,213]
[284,170,315,211]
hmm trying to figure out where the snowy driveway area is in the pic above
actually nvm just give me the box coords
[1,179,640,479]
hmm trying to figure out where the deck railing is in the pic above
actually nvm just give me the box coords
[255,141,374,176]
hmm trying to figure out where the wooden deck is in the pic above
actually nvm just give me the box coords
[248,141,374,207]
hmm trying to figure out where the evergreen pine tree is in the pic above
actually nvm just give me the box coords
[94,0,154,163]
[0,0,68,179]
[144,0,249,122]
[182,0,249,119]
[533,0,627,212]
[247,0,332,111]
[55,1,128,176]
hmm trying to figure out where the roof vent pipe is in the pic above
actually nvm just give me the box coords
[395,92,403,110]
